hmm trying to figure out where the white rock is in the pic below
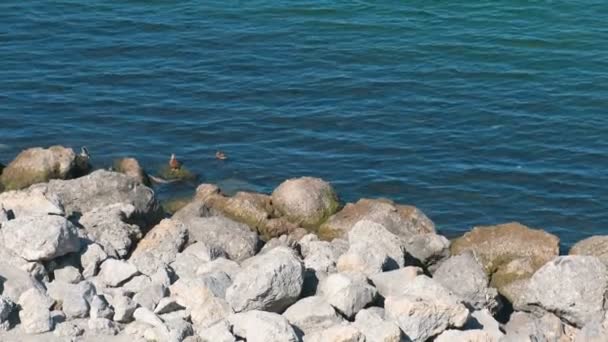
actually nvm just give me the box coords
[108,293,137,323]
[1,214,80,261]
[155,297,185,315]
[80,243,108,278]
[337,242,390,276]
[54,321,85,338]
[369,266,423,298]
[320,272,377,319]
[0,186,64,218]
[90,295,114,320]
[98,259,139,287]
[191,296,234,332]
[283,296,344,335]
[229,310,299,342]
[129,219,188,276]
[226,247,304,313]
[435,329,496,342]
[348,220,406,268]
[133,283,168,310]
[18,288,53,334]
[353,308,403,342]
[54,265,83,284]
[196,258,241,279]
[303,323,366,342]
[88,317,119,335]
[199,320,236,342]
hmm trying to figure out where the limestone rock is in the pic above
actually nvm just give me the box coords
[576,311,608,342]
[522,255,607,327]
[503,311,576,342]
[369,266,423,298]
[435,330,496,342]
[319,198,435,240]
[180,216,260,262]
[320,272,377,319]
[229,310,299,342]
[433,251,500,313]
[0,146,78,190]
[79,203,143,259]
[80,243,108,278]
[109,294,137,323]
[88,317,120,335]
[283,296,344,336]
[171,241,226,279]
[129,219,188,276]
[302,239,341,274]
[226,247,304,313]
[18,288,54,334]
[384,275,469,342]
[272,177,340,228]
[303,324,366,342]
[0,186,64,218]
[570,235,608,267]
[403,233,450,270]
[196,258,241,280]
[90,295,114,320]
[133,283,168,311]
[199,320,236,342]
[54,265,83,284]
[337,242,390,276]
[0,261,46,303]
[98,259,139,287]
[353,308,403,342]
[114,157,151,186]
[46,280,95,319]
[191,296,234,332]
[54,321,85,338]
[450,222,559,296]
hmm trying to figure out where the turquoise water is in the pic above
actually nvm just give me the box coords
[1,1,607,246]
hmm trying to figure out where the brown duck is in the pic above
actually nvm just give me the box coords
[169,153,182,171]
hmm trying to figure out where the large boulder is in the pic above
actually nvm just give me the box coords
[522,255,607,327]
[1,214,80,261]
[570,235,608,267]
[433,251,500,313]
[226,247,304,313]
[113,157,151,186]
[0,146,82,190]
[271,177,340,229]
[318,198,435,240]
[179,216,260,262]
[129,219,188,275]
[79,203,143,259]
[319,272,377,319]
[38,170,163,228]
[229,310,299,342]
[283,296,344,336]
[384,275,469,342]
[0,186,64,218]
[450,222,559,298]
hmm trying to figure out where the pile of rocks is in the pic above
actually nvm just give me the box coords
[0,146,607,342]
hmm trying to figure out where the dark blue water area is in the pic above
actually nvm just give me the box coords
[1,1,607,248]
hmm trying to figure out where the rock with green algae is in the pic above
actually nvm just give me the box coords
[318,198,435,241]
[158,165,197,182]
[0,146,88,191]
[113,157,151,186]
[162,197,191,215]
[450,222,559,302]
[271,177,340,230]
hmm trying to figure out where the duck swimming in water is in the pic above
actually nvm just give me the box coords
[215,151,227,160]
[80,146,90,160]
[169,154,182,171]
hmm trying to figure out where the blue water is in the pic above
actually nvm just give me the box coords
[1,1,607,247]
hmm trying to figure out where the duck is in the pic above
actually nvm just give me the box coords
[80,146,90,160]
[215,151,227,160]
[169,154,182,171]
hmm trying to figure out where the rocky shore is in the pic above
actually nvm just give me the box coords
[0,145,607,342]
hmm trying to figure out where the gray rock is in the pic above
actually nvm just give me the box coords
[40,170,163,229]
[337,242,390,276]
[347,220,407,269]
[199,320,236,342]
[0,262,46,303]
[523,255,607,327]
[576,312,608,342]
[129,219,188,276]
[0,186,64,218]
[283,296,344,336]
[271,176,340,228]
[160,309,191,323]
[79,203,143,259]
[226,247,304,313]
[259,234,300,254]
[433,251,500,313]
[88,317,120,335]
[301,239,340,274]
[80,243,108,278]
[369,266,423,298]
[384,275,469,342]
[155,297,185,315]
[18,288,54,334]
[134,283,168,310]
[179,216,260,262]
[403,233,450,270]
[320,272,377,319]
[353,308,403,342]
[0,296,14,330]
[46,280,96,319]
[466,309,504,341]
[134,307,166,330]
[90,295,114,320]
[121,274,152,295]
[229,310,299,342]
[191,296,234,332]
[165,318,194,342]
[1,214,80,261]
[171,241,226,279]
[54,321,85,338]
[98,259,139,287]
[435,330,496,342]
[171,272,232,308]
[196,257,241,280]
[503,311,576,342]
[108,293,137,323]
[54,265,83,284]
[303,323,366,342]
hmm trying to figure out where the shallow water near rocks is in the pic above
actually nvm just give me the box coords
[1,1,607,247]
